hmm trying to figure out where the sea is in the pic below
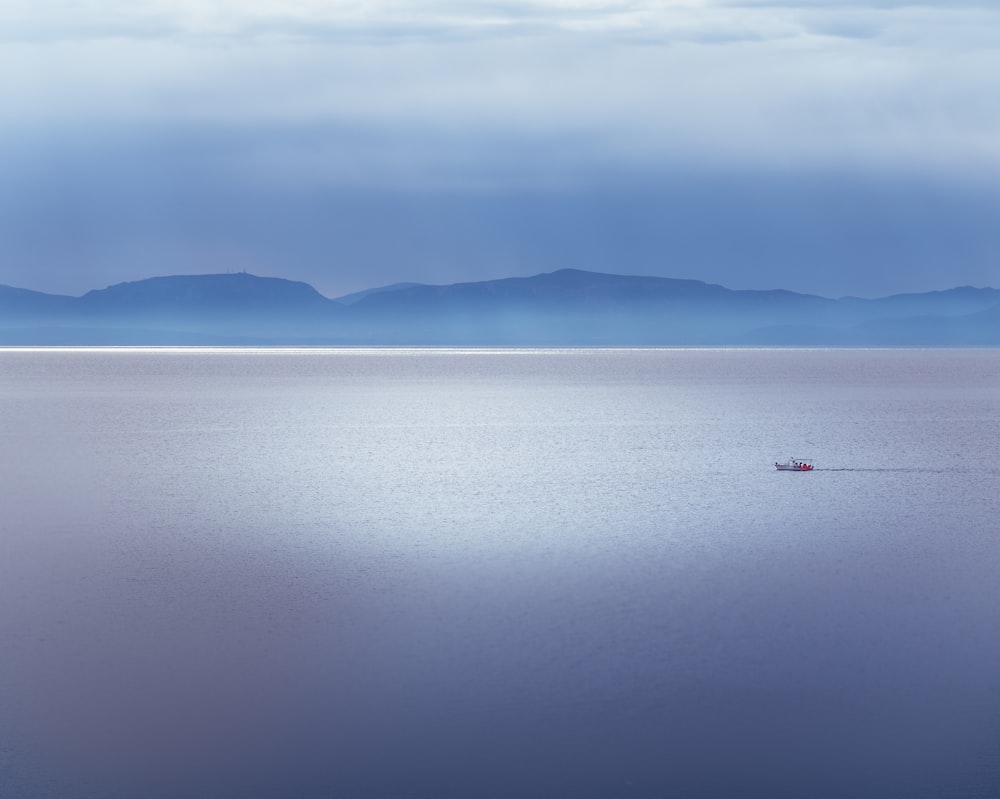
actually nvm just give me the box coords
[0,347,998,799]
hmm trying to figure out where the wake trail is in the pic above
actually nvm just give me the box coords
[815,467,959,474]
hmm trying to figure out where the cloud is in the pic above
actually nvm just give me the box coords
[3,0,1000,297]
[0,1,812,46]
[4,0,1000,54]
[3,1,1000,183]
[0,1,630,43]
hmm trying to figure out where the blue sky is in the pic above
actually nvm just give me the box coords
[2,0,999,298]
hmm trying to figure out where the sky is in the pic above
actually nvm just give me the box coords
[2,0,1000,299]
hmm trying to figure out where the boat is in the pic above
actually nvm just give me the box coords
[775,458,814,471]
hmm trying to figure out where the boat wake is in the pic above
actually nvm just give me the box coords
[815,467,948,473]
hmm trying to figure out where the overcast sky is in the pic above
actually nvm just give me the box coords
[2,0,1000,298]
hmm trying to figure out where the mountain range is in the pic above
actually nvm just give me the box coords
[1,269,998,345]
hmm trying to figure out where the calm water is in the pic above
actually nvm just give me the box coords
[1,348,998,798]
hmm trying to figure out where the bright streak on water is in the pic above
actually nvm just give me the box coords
[0,348,998,798]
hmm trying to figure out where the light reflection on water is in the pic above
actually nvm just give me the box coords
[1,348,999,798]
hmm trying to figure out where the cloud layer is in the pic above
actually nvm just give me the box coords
[3,1,999,295]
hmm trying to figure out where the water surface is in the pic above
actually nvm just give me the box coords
[1,348,998,798]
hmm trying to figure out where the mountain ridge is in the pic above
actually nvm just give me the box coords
[1,270,997,345]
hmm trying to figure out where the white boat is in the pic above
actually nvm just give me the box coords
[775,458,814,471]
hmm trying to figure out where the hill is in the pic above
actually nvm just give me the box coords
[77,273,331,316]
[1,270,997,345]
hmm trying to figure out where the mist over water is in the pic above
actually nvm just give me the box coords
[1,348,998,798]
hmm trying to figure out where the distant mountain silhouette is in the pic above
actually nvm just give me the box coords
[66,273,341,341]
[78,273,333,317]
[0,284,75,318]
[341,269,999,345]
[1,270,997,345]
